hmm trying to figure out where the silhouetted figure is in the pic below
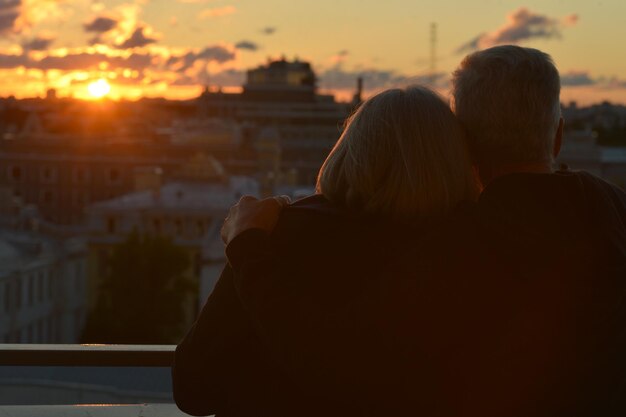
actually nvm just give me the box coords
[173,86,479,416]
[173,46,626,416]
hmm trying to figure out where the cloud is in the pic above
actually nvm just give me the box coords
[172,67,245,87]
[558,71,626,89]
[0,50,154,72]
[23,0,74,27]
[166,45,236,72]
[561,71,595,87]
[177,0,217,3]
[319,66,448,92]
[116,27,158,49]
[37,52,154,71]
[330,49,349,64]
[0,0,23,34]
[0,52,28,69]
[198,5,236,19]
[457,8,579,53]
[260,26,276,35]
[562,14,579,27]
[235,40,259,51]
[209,68,245,86]
[0,0,72,36]
[83,15,118,33]
[22,34,55,51]
[605,77,626,89]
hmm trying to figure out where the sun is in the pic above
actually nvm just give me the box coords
[87,79,111,99]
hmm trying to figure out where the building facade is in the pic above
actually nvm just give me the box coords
[0,226,88,343]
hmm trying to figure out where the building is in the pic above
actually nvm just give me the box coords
[0,58,354,226]
[85,164,260,327]
[196,57,353,184]
[0,224,88,343]
[0,125,254,225]
[558,129,626,188]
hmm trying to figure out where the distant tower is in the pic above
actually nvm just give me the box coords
[352,76,363,105]
[429,22,437,86]
[45,88,57,100]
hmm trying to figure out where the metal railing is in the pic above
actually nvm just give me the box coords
[0,344,175,367]
[0,344,181,414]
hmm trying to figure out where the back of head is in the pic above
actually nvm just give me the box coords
[452,45,561,166]
[317,85,478,223]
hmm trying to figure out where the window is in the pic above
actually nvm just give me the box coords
[74,262,83,293]
[107,168,122,185]
[27,323,34,343]
[37,272,44,303]
[73,190,90,206]
[74,308,83,337]
[107,217,117,234]
[3,282,11,313]
[37,319,44,343]
[73,167,91,184]
[153,218,162,234]
[15,278,22,310]
[27,273,34,306]
[47,317,54,343]
[40,190,55,205]
[174,219,183,236]
[9,165,22,182]
[196,220,206,236]
[40,166,57,183]
[47,270,54,300]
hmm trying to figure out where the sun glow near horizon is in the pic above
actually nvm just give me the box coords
[87,79,112,100]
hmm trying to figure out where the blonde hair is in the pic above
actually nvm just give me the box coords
[317,85,478,222]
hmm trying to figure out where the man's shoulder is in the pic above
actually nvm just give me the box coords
[480,169,626,217]
[571,170,626,205]
[479,169,626,272]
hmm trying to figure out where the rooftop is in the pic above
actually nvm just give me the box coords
[91,177,260,214]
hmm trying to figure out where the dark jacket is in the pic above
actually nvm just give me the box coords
[380,169,626,416]
[173,194,438,416]
[462,170,626,416]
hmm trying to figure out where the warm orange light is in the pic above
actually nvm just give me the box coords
[87,79,111,99]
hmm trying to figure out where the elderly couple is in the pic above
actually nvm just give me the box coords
[173,45,626,416]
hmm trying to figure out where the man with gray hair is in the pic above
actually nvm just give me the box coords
[452,45,563,183]
[447,44,626,415]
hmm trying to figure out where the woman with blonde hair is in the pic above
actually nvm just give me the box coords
[317,85,478,221]
[174,86,481,417]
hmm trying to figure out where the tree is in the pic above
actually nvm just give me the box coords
[82,232,197,344]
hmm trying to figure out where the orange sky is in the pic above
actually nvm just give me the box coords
[0,1,625,105]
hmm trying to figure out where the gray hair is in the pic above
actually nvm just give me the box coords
[317,86,479,222]
[451,45,561,165]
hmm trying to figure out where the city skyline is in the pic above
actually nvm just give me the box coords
[0,0,625,104]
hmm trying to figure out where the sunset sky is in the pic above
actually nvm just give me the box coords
[1,0,625,104]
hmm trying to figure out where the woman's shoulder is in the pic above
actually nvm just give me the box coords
[273,194,347,238]
[284,194,343,214]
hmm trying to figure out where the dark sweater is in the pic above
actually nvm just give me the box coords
[462,170,626,416]
[375,170,626,416]
[173,194,434,416]
[173,170,626,417]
